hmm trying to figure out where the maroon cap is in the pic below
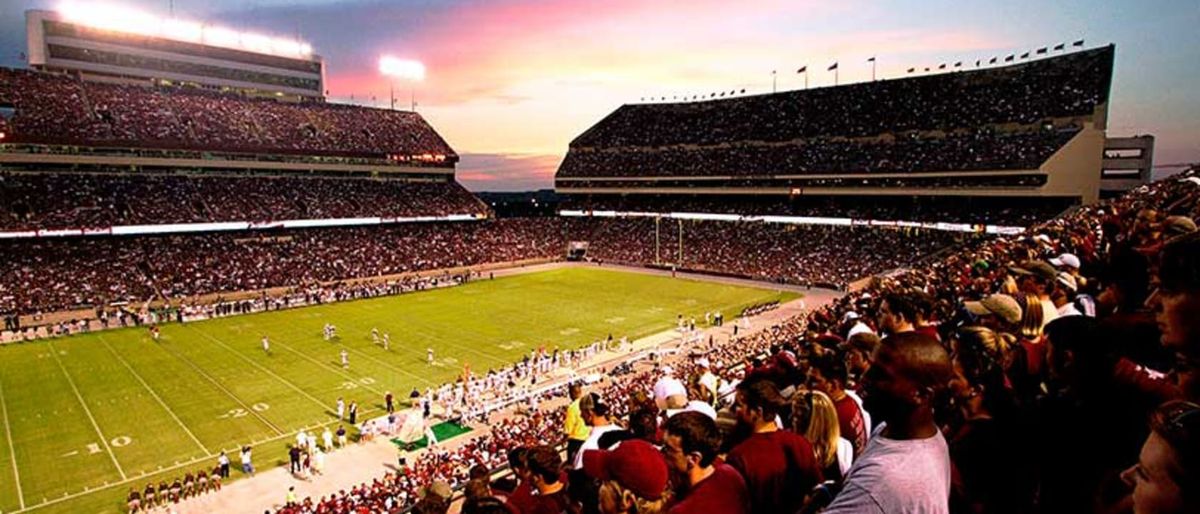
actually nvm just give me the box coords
[582,440,669,500]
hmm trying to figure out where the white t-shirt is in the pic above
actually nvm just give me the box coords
[572,423,622,469]
[824,424,950,514]
[653,376,686,404]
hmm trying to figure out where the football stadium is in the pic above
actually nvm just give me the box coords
[0,2,1197,514]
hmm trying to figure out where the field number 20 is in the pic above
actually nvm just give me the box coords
[221,403,271,419]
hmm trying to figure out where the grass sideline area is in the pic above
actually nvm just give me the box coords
[0,266,797,513]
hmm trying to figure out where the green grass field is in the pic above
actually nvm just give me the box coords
[0,266,796,513]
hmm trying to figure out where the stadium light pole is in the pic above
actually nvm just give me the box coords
[379,57,426,111]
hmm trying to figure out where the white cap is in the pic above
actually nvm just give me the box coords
[667,400,718,421]
[1050,253,1081,270]
[841,311,860,322]
[1056,271,1078,292]
[696,358,710,368]
[660,365,674,376]
[847,322,874,338]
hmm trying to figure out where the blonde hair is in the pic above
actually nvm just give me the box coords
[600,479,671,514]
[792,390,841,470]
[1018,294,1044,339]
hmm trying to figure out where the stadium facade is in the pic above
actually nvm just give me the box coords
[556,46,1119,209]
[25,9,324,100]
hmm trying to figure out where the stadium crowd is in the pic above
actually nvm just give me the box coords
[0,67,455,160]
[271,169,1200,514]
[0,172,484,230]
[1,215,966,320]
[562,194,1074,226]
[572,47,1111,148]
[558,127,1079,178]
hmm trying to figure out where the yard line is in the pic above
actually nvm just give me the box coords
[182,325,333,412]
[9,408,378,514]
[157,338,284,435]
[269,338,388,397]
[46,341,126,480]
[0,377,25,510]
[96,335,209,454]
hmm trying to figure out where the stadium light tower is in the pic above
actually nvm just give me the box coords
[379,56,425,111]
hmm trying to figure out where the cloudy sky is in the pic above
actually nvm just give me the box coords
[1,0,1197,190]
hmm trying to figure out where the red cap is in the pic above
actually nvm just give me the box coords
[582,440,669,500]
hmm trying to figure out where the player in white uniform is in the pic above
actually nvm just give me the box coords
[371,328,380,345]
[340,349,349,369]
[427,347,434,365]
[382,333,390,351]
[261,335,270,355]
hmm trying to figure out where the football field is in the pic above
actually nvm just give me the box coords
[0,266,797,513]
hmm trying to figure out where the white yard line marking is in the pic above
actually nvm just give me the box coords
[270,339,388,397]
[0,378,26,509]
[183,326,331,412]
[8,408,378,514]
[97,335,209,454]
[46,341,126,480]
[157,338,284,436]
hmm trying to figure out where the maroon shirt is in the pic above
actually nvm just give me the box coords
[726,430,823,514]
[669,462,749,514]
[833,394,868,454]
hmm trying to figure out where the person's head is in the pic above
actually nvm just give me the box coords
[526,446,562,490]
[862,332,954,431]
[662,411,721,489]
[843,332,881,375]
[791,389,841,469]
[464,478,491,500]
[584,440,671,514]
[1121,401,1200,514]
[569,383,583,400]
[1148,233,1200,358]
[1016,294,1045,340]
[879,292,920,335]
[507,447,530,481]
[806,352,849,396]
[964,294,1023,333]
[950,326,1014,418]
[582,393,611,426]
[1044,315,1105,387]
[734,378,787,430]
[1010,261,1057,297]
[469,463,489,481]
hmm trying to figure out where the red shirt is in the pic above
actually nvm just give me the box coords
[726,430,823,513]
[669,462,749,514]
[833,394,868,454]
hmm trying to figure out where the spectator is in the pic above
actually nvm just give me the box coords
[1120,400,1200,514]
[790,390,854,483]
[662,411,748,514]
[824,332,954,514]
[727,378,823,513]
[582,440,671,514]
[806,352,869,455]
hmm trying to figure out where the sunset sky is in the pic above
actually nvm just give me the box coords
[1,0,1197,190]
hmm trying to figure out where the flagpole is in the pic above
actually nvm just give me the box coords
[772,70,777,94]
[872,59,876,81]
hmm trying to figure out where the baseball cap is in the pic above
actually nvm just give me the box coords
[665,400,719,421]
[963,294,1022,325]
[1049,253,1081,270]
[582,440,669,500]
[1164,216,1197,237]
[1009,260,1057,282]
[695,357,710,368]
[1056,272,1078,293]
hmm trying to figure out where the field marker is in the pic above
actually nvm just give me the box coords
[96,335,210,454]
[269,338,387,397]
[182,326,331,412]
[0,378,26,509]
[8,408,379,514]
[46,341,127,480]
[156,338,284,436]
